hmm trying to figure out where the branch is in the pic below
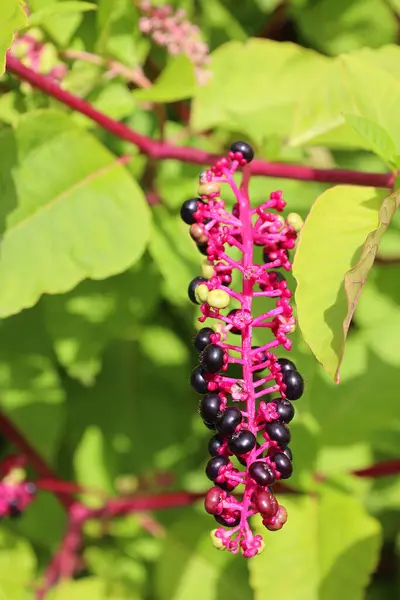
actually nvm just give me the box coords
[5,55,395,189]
[0,411,73,510]
[353,459,400,478]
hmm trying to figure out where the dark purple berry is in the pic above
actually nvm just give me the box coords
[254,490,279,517]
[202,344,225,374]
[180,198,202,224]
[283,370,304,400]
[188,276,208,304]
[216,407,242,436]
[274,398,295,423]
[229,141,254,163]
[214,513,241,527]
[265,422,291,446]
[197,243,208,256]
[206,455,229,481]
[249,461,276,486]
[190,366,209,394]
[215,480,236,492]
[199,393,222,424]
[282,447,293,461]
[8,501,21,519]
[208,434,224,456]
[194,328,214,353]
[204,487,222,514]
[277,358,297,373]
[204,421,216,430]
[228,430,256,455]
[274,452,293,479]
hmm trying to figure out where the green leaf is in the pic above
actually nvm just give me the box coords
[249,484,381,600]
[344,114,397,168]
[293,185,400,382]
[134,55,196,103]
[29,0,91,46]
[47,578,110,599]
[139,325,189,367]
[0,110,151,318]
[156,510,252,600]
[0,0,27,75]
[0,528,36,600]
[28,1,96,27]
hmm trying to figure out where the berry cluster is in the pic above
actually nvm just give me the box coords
[0,455,36,519]
[181,141,304,557]
[138,1,211,85]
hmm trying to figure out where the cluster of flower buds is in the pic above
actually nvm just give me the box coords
[181,141,304,557]
[11,31,67,81]
[138,1,211,85]
[0,454,36,519]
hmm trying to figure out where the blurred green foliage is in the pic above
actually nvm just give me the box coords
[1,0,400,598]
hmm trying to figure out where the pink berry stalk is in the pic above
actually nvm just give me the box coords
[138,1,211,85]
[182,141,304,557]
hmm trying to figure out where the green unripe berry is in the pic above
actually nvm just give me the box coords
[207,289,230,309]
[202,259,215,279]
[210,529,225,550]
[287,212,304,232]
[195,283,209,304]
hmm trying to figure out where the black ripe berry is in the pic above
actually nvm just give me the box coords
[197,242,208,256]
[229,141,254,163]
[265,422,291,447]
[214,513,241,527]
[275,398,295,423]
[228,430,256,455]
[202,344,225,374]
[249,461,276,486]
[283,370,304,400]
[277,357,297,373]
[206,455,229,481]
[190,366,209,394]
[274,452,293,479]
[204,487,222,514]
[208,434,224,457]
[254,490,279,517]
[216,407,242,436]
[188,277,208,304]
[180,198,202,225]
[204,421,216,430]
[8,501,22,519]
[199,393,222,424]
[194,328,214,353]
[282,446,293,461]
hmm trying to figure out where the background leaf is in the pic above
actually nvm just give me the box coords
[0,0,27,75]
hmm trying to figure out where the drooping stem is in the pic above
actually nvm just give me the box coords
[5,55,395,189]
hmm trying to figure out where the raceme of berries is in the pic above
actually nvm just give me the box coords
[181,141,304,557]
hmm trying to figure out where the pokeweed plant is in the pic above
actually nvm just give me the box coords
[182,142,303,555]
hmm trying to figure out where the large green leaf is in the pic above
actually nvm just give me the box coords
[293,185,400,381]
[0,0,27,75]
[156,509,252,600]
[0,528,36,600]
[28,1,96,27]
[249,484,381,600]
[0,110,151,318]
[29,0,89,46]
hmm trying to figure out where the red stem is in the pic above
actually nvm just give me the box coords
[353,459,400,478]
[0,411,73,510]
[5,55,395,189]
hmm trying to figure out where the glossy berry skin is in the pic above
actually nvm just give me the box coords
[283,370,304,400]
[254,490,279,517]
[249,461,276,486]
[204,421,216,430]
[194,328,214,353]
[282,446,293,461]
[277,358,297,373]
[214,513,241,527]
[274,452,293,479]
[265,422,291,446]
[216,407,242,436]
[190,366,209,394]
[200,393,222,424]
[208,434,224,457]
[188,276,208,304]
[230,141,254,163]
[202,344,225,374]
[204,487,222,515]
[197,243,208,256]
[275,398,295,423]
[206,455,229,481]
[180,198,202,224]
[228,430,256,455]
